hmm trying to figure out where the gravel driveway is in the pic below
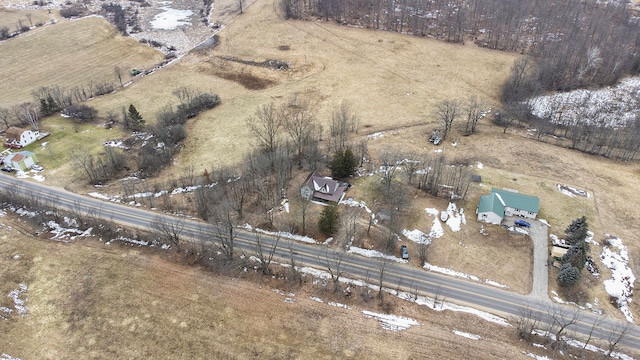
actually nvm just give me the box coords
[504,216,549,300]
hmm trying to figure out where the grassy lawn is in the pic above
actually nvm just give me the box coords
[20,116,127,184]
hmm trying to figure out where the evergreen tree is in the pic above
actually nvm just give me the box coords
[127,104,145,131]
[330,148,357,178]
[557,263,581,287]
[562,243,587,271]
[565,216,588,246]
[318,205,339,236]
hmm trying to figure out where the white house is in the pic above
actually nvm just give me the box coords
[477,188,540,225]
[5,127,38,148]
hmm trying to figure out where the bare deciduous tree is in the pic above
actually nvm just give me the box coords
[280,96,317,167]
[329,101,359,150]
[151,216,185,252]
[321,250,345,294]
[114,65,124,87]
[377,258,388,299]
[211,202,236,259]
[417,242,431,266]
[0,107,13,130]
[435,100,459,141]
[604,322,630,358]
[247,103,282,157]
[515,306,540,341]
[254,233,279,275]
[13,102,41,130]
[464,96,485,134]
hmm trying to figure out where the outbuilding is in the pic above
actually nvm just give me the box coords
[3,150,38,171]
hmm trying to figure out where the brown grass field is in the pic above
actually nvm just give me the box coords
[0,0,639,356]
[2,213,635,360]
[0,7,60,29]
[0,15,165,108]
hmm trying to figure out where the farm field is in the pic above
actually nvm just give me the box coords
[1,213,632,360]
[0,15,165,108]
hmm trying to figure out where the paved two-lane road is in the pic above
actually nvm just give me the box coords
[0,175,638,353]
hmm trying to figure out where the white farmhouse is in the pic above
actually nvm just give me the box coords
[4,127,38,148]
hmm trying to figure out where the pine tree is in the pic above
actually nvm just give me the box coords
[565,216,588,246]
[127,104,145,131]
[557,263,581,287]
[330,148,357,178]
[318,205,339,236]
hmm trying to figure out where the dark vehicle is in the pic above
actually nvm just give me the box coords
[515,219,531,228]
[401,245,409,260]
[1,167,14,172]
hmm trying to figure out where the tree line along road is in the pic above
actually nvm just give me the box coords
[0,174,638,353]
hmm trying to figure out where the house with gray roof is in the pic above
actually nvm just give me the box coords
[477,188,540,225]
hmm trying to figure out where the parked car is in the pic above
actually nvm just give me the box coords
[400,245,409,260]
[515,219,531,228]
[30,164,43,171]
[1,167,14,172]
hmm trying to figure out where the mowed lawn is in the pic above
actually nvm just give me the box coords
[0,16,164,108]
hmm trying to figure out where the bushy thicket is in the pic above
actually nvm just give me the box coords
[62,104,98,122]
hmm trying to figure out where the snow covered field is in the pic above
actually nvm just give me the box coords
[530,76,640,128]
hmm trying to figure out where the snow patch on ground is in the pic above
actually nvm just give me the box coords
[328,302,352,310]
[339,198,373,214]
[151,3,193,30]
[362,310,419,331]
[452,330,481,340]
[524,352,552,360]
[0,354,23,360]
[531,329,634,360]
[445,203,465,232]
[46,220,92,241]
[424,208,444,238]
[2,284,28,319]
[424,262,480,281]
[15,170,45,182]
[106,236,149,246]
[599,235,635,322]
[241,224,318,244]
[347,247,407,263]
[395,290,510,326]
[402,229,431,245]
[556,184,589,198]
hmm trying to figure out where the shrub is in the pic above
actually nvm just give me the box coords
[59,6,83,18]
[63,104,98,122]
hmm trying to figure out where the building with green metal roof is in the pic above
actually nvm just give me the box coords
[477,188,539,225]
